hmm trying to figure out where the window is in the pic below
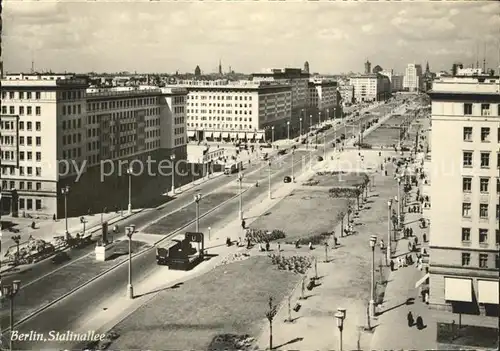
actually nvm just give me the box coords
[36,199,42,210]
[498,127,500,142]
[36,122,41,131]
[496,255,500,269]
[27,121,32,131]
[461,253,471,266]
[463,127,472,141]
[497,205,500,220]
[27,106,32,115]
[36,152,41,161]
[480,152,490,168]
[479,254,488,268]
[27,199,33,210]
[461,228,471,242]
[463,151,473,167]
[36,182,41,191]
[35,92,41,100]
[479,204,488,218]
[35,106,41,116]
[479,178,489,193]
[462,177,472,192]
[480,127,490,142]
[479,228,488,243]
[27,137,32,146]
[481,103,490,116]
[497,179,500,194]
[19,106,25,115]
[462,202,471,217]
[36,137,41,146]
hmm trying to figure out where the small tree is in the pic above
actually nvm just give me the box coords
[266,297,278,350]
[338,211,345,237]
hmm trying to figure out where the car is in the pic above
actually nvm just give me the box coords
[317,156,324,162]
[283,176,292,183]
[51,251,70,264]
[277,149,286,156]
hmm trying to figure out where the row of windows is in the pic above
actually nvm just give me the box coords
[62,119,82,130]
[173,106,185,114]
[19,198,43,211]
[87,97,157,112]
[1,105,42,116]
[463,127,500,142]
[174,127,185,135]
[62,148,82,159]
[461,228,499,244]
[190,116,253,122]
[0,121,42,131]
[463,151,499,168]
[1,166,42,177]
[187,109,253,115]
[19,151,43,161]
[18,136,42,146]
[463,103,500,116]
[188,123,253,130]
[461,253,499,269]
[188,103,253,108]
[1,91,42,100]
[62,104,82,116]
[187,95,253,101]
[2,177,42,191]
[462,177,500,193]
[461,203,499,219]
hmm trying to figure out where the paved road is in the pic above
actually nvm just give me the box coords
[13,148,314,351]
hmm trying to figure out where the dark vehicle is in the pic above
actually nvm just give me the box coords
[283,176,292,183]
[51,251,70,264]
[340,134,346,140]
[262,143,272,148]
[277,149,286,156]
[317,156,324,162]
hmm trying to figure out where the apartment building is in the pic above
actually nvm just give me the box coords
[380,69,404,92]
[307,79,339,113]
[403,63,423,92]
[338,84,355,106]
[0,74,187,217]
[349,74,391,102]
[428,75,499,316]
[168,79,292,142]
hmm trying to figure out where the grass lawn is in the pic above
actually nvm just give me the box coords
[9,240,148,323]
[144,192,237,235]
[250,189,349,241]
[436,322,499,348]
[306,172,368,188]
[109,256,300,350]
[363,127,400,146]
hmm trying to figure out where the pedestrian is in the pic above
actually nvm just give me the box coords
[410,227,414,236]
[265,241,270,251]
[277,242,281,252]
[423,233,427,243]
[308,242,313,250]
[408,242,413,252]
[379,239,385,251]
[415,236,419,246]
[295,239,300,248]
[407,311,414,327]
[52,214,56,221]
[241,219,246,229]
[416,316,424,329]
[390,259,394,271]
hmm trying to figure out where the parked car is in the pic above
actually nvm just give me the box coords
[317,156,324,162]
[51,251,70,264]
[283,176,292,183]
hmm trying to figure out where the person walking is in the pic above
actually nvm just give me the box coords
[407,311,414,327]
[390,259,395,271]
[423,232,427,243]
[416,316,424,329]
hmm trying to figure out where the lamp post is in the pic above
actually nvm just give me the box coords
[61,185,70,237]
[126,167,132,215]
[238,172,243,220]
[287,121,290,140]
[194,193,202,232]
[125,225,135,299]
[369,235,377,318]
[335,308,346,351]
[394,194,400,231]
[327,108,330,121]
[2,279,22,351]
[299,117,303,140]
[319,111,322,126]
[265,297,278,350]
[387,200,392,264]
[291,149,295,181]
[309,114,313,132]
[323,134,326,160]
[271,126,275,144]
[170,154,176,195]
[267,160,272,199]
[12,234,21,266]
[397,178,402,227]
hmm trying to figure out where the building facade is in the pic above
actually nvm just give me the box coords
[307,79,338,110]
[428,75,499,316]
[169,79,292,142]
[403,63,423,92]
[338,84,355,106]
[0,74,187,217]
[349,74,391,102]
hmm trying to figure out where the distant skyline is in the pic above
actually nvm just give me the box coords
[3,1,500,75]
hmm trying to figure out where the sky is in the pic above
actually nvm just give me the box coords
[3,0,500,75]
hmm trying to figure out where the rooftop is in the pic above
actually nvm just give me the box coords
[166,79,290,90]
[430,76,500,95]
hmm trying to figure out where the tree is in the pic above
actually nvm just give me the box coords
[338,211,346,237]
[266,297,278,350]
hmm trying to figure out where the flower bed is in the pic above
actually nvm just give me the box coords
[316,171,347,176]
[245,229,285,243]
[302,180,320,186]
[328,187,362,198]
[285,231,333,246]
[269,253,313,274]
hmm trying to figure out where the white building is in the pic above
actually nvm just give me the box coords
[168,79,292,142]
[403,63,423,92]
[0,73,187,217]
[338,84,354,106]
[427,75,499,315]
[307,78,339,111]
[349,74,391,102]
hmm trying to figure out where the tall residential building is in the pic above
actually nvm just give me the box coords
[168,79,292,142]
[338,84,355,106]
[307,78,339,115]
[349,74,391,102]
[0,73,187,217]
[403,63,423,92]
[427,75,499,316]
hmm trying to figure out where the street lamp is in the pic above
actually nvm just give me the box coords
[61,185,70,237]
[12,234,21,265]
[319,111,322,126]
[271,126,275,144]
[287,121,290,140]
[170,154,176,195]
[327,108,330,120]
[394,194,400,231]
[309,114,313,132]
[125,225,135,299]
[369,235,377,318]
[299,117,303,140]
[396,178,402,226]
[387,200,392,264]
[126,167,133,215]
[194,193,202,232]
[237,173,243,220]
[335,308,346,351]
[267,160,272,199]
[1,279,21,351]
[291,149,295,181]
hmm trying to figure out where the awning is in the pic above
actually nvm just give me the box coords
[414,273,430,288]
[444,277,472,302]
[238,133,246,139]
[214,132,221,138]
[230,133,237,139]
[257,133,264,140]
[187,131,195,137]
[222,132,229,138]
[478,280,499,304]
[206,132,213,138]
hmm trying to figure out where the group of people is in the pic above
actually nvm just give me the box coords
[407,311,425,330]
[390,253,414,271]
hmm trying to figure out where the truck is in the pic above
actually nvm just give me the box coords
[224,161,242,175]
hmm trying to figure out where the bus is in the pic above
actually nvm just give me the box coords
[224,161,242,175]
